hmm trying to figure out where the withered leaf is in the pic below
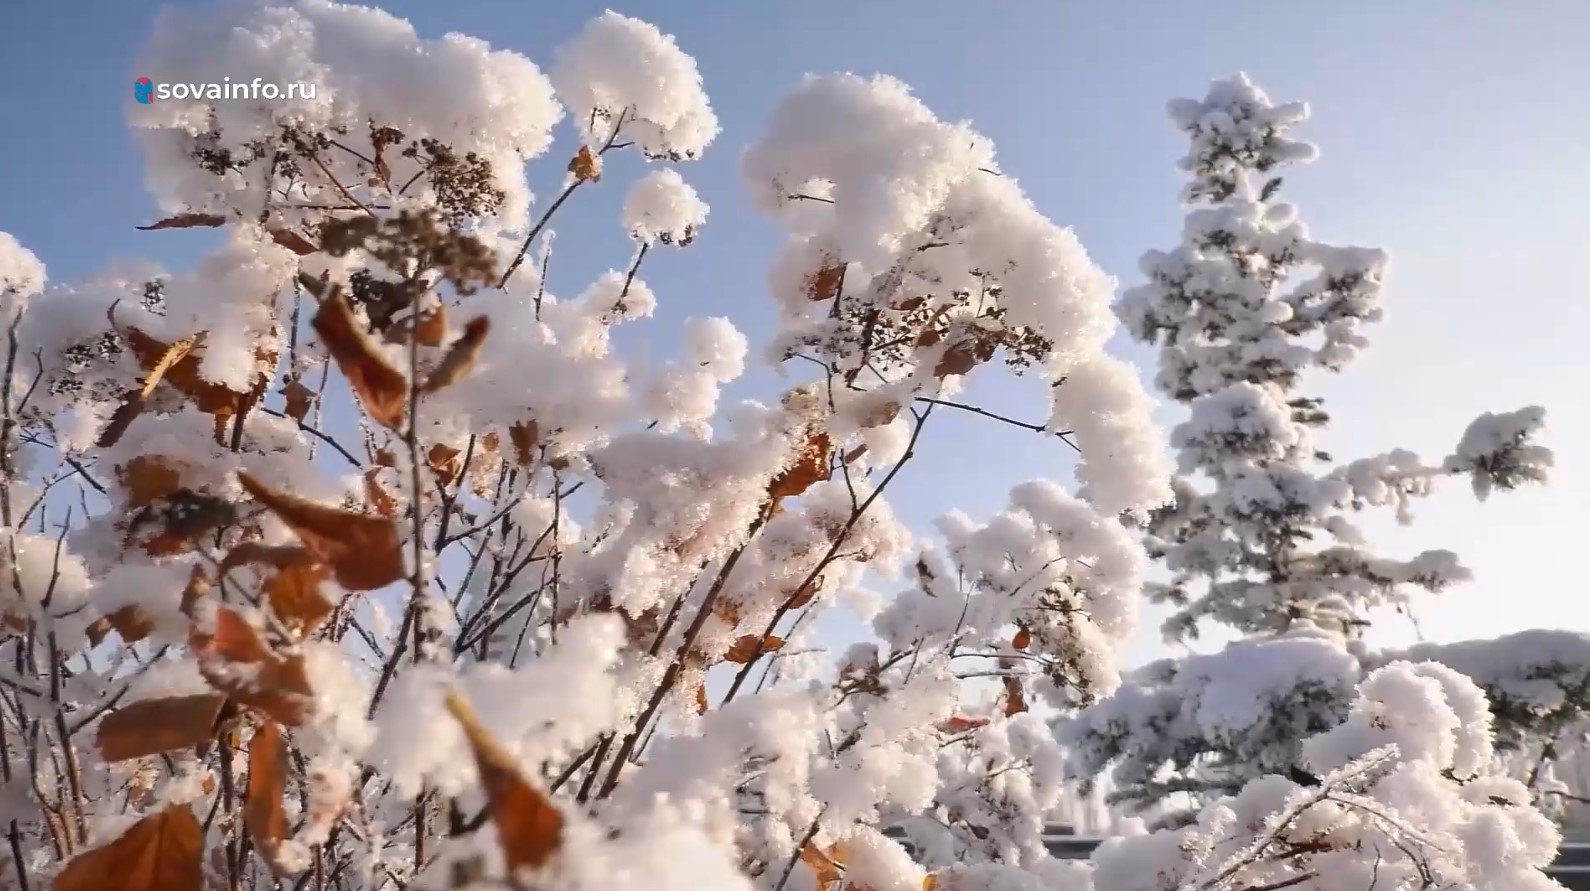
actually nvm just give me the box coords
[693,681,708,715]
[96,694,227,763]
[508,420,539,466]
[1001,676,1028,717]
[269,229,319,256]
[96,392,148,448]
[238,472,404,592]
[53,804,203,891]
[220,542,335,637]
[97,605,155,646]
[413,306,447,347]
[935,715,990,735]
[311,292,408,429]
[933,335,997,378]
[804,262,845,303]
[443,690,563,873]
[725,633,784,664]
[136,213,226,231]
[769,431,831,500]
[245,721,289,875]
[363,469,398,517]
[568,145,601,183]
[280,378,315,422]
[1012,626,1031,650]
[800,842,844,888]
[190,606,313,726]
[428,442,462,485]
[120,325,248,418]
[420,315,489,394]
[120,455,183,509]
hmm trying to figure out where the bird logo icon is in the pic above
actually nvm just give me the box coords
[133,77,155,104]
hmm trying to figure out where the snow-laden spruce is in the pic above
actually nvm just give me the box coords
[1068,72,1579,836]
[0,13,1571,891]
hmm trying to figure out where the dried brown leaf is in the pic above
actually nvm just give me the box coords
[311,291,407,429]
[420,315,489,394]
[935,715,991,734]
[568,145,601,183]
[221,543,336,637]
[769,431,831,500]
[509,420,539,466]
[363,469,398,517]
[245,721,289,875]
[428,442,462,485]
[136,213,226,231]
[725,633,784,664]
[1012,626,1031,651]
[120,455,184,509]
[238,472,404,592]
[53,804,203,891]
[280,378,315,422]
[269,229,319,256]
[804,263,845,303]
[191,606,313,726]
[95,694,228,763]
[444,690,563,873]
[1001,676,1027,717]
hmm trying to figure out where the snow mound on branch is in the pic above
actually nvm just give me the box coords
[551,11,718,160]
[131,0,562,229]
[622,168,708,245]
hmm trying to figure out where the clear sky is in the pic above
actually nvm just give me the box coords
[2,0,1587,667]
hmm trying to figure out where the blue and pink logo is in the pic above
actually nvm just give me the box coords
[133,77,154,104]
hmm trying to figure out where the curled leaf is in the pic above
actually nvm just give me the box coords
[420,315,489,394]
[725,633,784,664]
[136,213,225,231]
[190,606,313,726]
[568,144,601,183]
[238,472,404,592]
[769,431,831,499]
[221,542,336,637]
[1001,676,1028,717]
[936,715,990,735]
[443,689,563,873]
[95,694,227,762]
[280,378,316,422]
[312,291,408,429]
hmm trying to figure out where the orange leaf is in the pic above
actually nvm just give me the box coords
[693,682,708,715]
[179,566,211,619]
[190,606,313,726]
[312,291,407,429]
[237,472,404,592]
[102,605,155,646]
[568,145,601,183]
[420,316,489,394]
[222,543,336,637]
[95,694,227,762]
[413,305,447,347]
[120,456,183,509]
[245,722,289,875]
[800,842,844,888]
[923,874,938,891]
[936,715,990,734]
[269,228,319,256]
[428,442,463,485]
[933,334,997,378]
[120,325,247,418]
[280,378,315,422]
[374,448,398,468]
[1012,626,1031,651]
[508,420,539,466]
[363,470,398,517]
[444,690,563,873]
[725,634,784,664]
[769,431,831,500]
[53,804,203,891]
[1002,676,1027,717]
[783,579,819,611]
[804,262,845,303]
[136,213,225,231]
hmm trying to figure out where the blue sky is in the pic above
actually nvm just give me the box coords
[2,0,1587,666]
